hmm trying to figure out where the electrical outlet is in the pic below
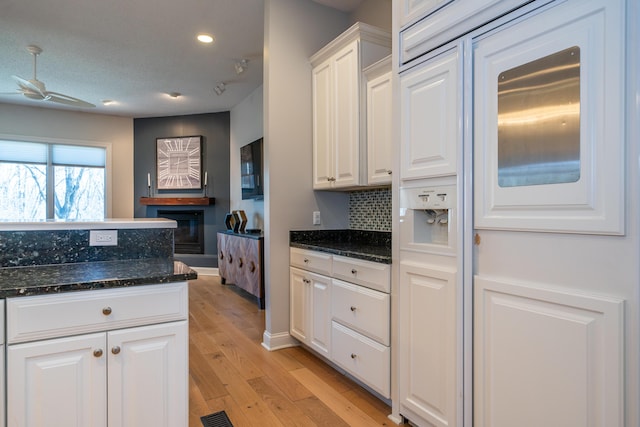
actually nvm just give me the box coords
[90,230,118,246]
[313,211,321,225]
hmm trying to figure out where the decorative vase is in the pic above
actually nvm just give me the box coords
[224,213,234,230]
[238,210,248,233]
[232,211,241,233]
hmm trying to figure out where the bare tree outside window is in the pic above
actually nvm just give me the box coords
[0,141,106,221]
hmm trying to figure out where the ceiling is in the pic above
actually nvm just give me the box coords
[0,0,360,118]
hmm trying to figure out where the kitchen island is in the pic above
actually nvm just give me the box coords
[0,219,195,427]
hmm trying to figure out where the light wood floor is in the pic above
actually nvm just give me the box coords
[188,274,393,426]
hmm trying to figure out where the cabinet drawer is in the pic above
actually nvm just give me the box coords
[332,279,390,346]
[7,282,188,344]
[331,321,390,398]
[290,247,332,276]
[332,255,390,293]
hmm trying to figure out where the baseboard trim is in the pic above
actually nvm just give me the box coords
[190,267,218,276]
[261,330,299,351]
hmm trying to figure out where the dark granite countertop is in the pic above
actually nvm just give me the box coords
[290,230,391,264]
[0,259,197,298]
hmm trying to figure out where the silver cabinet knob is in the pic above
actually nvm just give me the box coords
[111,346,121,355]
[102,307,112,316]
[350,306,357,312]
[93,349,103,358]
[350,353,357,359]
[351,269,357,275]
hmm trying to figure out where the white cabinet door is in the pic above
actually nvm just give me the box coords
[290,267,309,343]
[290,267,332,357]
[108,321,188,427]
[399,261,458,427]
[366,61,393,185]
[309,274,332,357]
[7,333,107,427]
[400,47,460,181]
[399,0,532,64]
[397,0,452,28]
[312,59,334,189]
[312,40,361,189]
[332,40,361,188]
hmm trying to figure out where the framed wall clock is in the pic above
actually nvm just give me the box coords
[156,135,202,190]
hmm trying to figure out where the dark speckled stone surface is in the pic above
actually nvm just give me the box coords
[0,228,174,268]
[290,230,391,264]
[0,224,197,297]
[0,259,197,297]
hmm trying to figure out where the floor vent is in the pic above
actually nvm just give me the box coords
[201,410,234,427]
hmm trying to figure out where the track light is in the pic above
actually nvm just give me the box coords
[235,59,248,75]
[214,83,226,96]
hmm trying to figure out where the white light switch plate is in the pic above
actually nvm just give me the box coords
[313,211,321,225]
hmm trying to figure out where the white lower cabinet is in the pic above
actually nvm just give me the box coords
[290,248,391,399]
[5,282,188,427]
[331,321,390,397]
[289,267,332,358]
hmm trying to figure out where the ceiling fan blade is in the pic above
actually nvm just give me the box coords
[46,91,96,108]
[11,75,46,97]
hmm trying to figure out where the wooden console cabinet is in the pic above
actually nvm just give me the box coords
[217,231,264,309]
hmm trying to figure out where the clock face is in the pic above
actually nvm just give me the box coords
[156,136,202,189]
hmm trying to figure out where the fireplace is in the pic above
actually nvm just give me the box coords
[157,210,205,254]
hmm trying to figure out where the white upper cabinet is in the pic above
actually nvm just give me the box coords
[364,56,393,185]
[398,0,533,65]
[398,0,452,29]
[311,22,391,190]
[400,47,460,181]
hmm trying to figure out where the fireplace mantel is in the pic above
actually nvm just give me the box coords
[139,197,215,206]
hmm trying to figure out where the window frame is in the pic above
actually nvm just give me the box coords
[0,134,113,219]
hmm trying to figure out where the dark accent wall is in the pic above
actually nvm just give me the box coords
[133,112,230,268]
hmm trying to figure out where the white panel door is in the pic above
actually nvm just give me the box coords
[107,321,188,427]
[474,277,623,427]
[332,40,360,188]
[310,274,332,357]
[367,66,393,185]
[401,47,459,181]
[290,267,309,343]
[399,261,458,427]
[472,1,627,426]
[312,59,334,189]
[7,333,107,427]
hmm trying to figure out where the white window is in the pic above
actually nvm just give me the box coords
[0,140,106,220]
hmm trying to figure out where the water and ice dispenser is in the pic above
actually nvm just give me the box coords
[399,185,456,252]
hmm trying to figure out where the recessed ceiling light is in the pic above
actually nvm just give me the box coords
[197,34,214,44]
[102,99,115,106]
[168,92,181,99]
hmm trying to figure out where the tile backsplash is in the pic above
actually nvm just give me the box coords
[349,188,392,232]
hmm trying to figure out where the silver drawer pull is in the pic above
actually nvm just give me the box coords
[350,306,357,312]
[112,346,121,355]
[102,307,112,316]
[93,349,103,358]
[303,258,309,263]
[351,269,357,275]
[350,353,357,359]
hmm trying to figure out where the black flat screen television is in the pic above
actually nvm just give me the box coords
[240,137,264,200]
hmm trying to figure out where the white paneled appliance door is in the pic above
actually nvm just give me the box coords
[472,1,629,426]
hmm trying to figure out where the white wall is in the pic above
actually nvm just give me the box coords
[230,85,264,229]
[262,0,349,349]
[351,0,392,31]
[0,103,134,217]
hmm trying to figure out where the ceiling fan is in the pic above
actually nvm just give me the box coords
[3,45,95,108]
